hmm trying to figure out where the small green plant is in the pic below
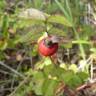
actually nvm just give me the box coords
[0,0,96,96]
[9,58,88,96]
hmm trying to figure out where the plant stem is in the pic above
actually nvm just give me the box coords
[72,27,86,60]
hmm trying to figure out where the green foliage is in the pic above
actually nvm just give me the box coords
[14,58,88,96]
[69,64,78,73]
[0,0,6,12]
[55,0,73,24]
[1,13,9,38]
[14,25,45,44]
[42,79,58,96]
[0,0,95,96]
[47,15,73,27]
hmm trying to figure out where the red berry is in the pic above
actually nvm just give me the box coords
[38,37,58,56]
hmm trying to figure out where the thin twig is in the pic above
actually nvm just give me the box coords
[10,54,26,92]
[76,80,96,91]
[0,61,25,79]
[8,75,30,96]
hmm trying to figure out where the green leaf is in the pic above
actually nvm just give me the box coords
[44,64,66,78]
[32,71,45,95]
[49,27,67,37]
[31,45,38,56]
[80,25,95,40]
[35,57,52,70]
[60,70,82,89]
[14,25,45,44]
[72,40,91,44]
[1,13,9,38]
[0,0,6,12]
[69,64,78,73]
[77,72,89,83]
[47,15,72,27]
[60,63,68,70]
[67,74,82,89]
[61,42,72,49]
[16,19,44,29]
[43,64,56,77]
[44,57,52,66]
[42,79,58,96]
[0,39,8,50]
[60,70,74,83]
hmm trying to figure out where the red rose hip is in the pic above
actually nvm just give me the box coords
[38,37,58,56]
